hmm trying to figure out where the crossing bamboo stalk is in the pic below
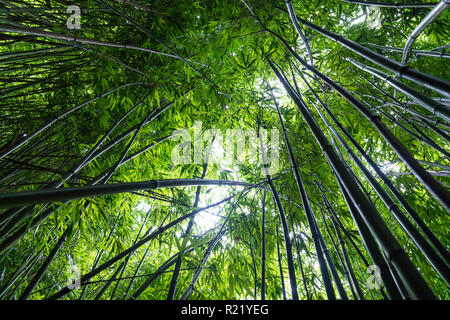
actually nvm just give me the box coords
[48,190,248,300]
[261,191,267,300]
[285,12,450,97]
[297,70,450,267]
[266,27,450,212]
[348,58,450,122]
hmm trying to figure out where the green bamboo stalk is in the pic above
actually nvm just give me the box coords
[366,43,450,59]
[180,185,254,300]
[401,1,449,65]
[0,248,40,298]
[312,211,349,299]
[340,0,438,8]
[360,75,450,139]
[276,228,287,300]
[270,61,435,299]
[18,225,72,299]
[79,209,124,299]
[317,203,359,300]
[330,214,365,299]
[109,207,153,299]
[122,209,177,299]
[0,23,186,61]
[167,162,209,300]
[324,181,401,299]
[258,127,299,300]
[267,28,450,212]
[261,191,266,300]
[298,71,450,268]
[304,78,450,285]
[96,0,223,94]
[0,179,254,209]
[270,87,334,299]
[94,262,125,300]
[288,204,310,299]
[290,14,450,97]
[48,190,246,300]
[348,58,450,122]
[0,82,145,161]
[130,254,180,300]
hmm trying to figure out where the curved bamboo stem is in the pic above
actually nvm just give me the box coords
[401,1,450,64]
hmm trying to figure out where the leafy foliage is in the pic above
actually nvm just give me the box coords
[0,0,448,300]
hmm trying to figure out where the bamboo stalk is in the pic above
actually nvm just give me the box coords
[323,181,401,299]
[79,209,124,299]
[298,71,450,267]
[276,228,287,300]
[340,0,439,8]
[287,13,450,97]
[180,189,249,300]
[285,0,314,67]
[401,1,450,64]
[366,43,450,59]
[310,94,450,285]
[0,23,185,60]
[261,191,266,300]
[312,210,349,299]
[319,205,359,299]
[288,203,310,299]
[48,190,247,300]
[0,179,254,209]
[167,162,209,300]
[94,262,125,300]
[267,27,450,211]
[130,254,180,300]
[270,88,334,299]
[96,0,223,94]
[109,207,153,299]
[258,126,299,300]
[330,213,365,299]
[348,58,450,122]
[0,82,145,161]
[18,225,72,299]
[269,61,435,299]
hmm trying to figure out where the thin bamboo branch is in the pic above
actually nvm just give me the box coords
[340,0,439,8]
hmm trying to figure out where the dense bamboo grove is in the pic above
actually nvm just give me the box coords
[0,0,448,300]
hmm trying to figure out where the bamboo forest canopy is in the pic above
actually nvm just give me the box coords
[0,0,449,301]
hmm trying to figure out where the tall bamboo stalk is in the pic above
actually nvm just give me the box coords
[340,0,439,8]
[276,228,287,300]
[297,70,450,268]
[266,28,450,212]
[48,190,248,299]
[258,127,299,300]
[348,58,450,122]
[269,60,435,299]
[284,12,450,97]
[303,75,450,285]
[401,1,450,65]
[270,88,334,299]
[261,191,266,300]
[330,213,365,299]
[167,162,209,300]
[312,210,349,299]
[366,43,450,59]
[0,82,145,161]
